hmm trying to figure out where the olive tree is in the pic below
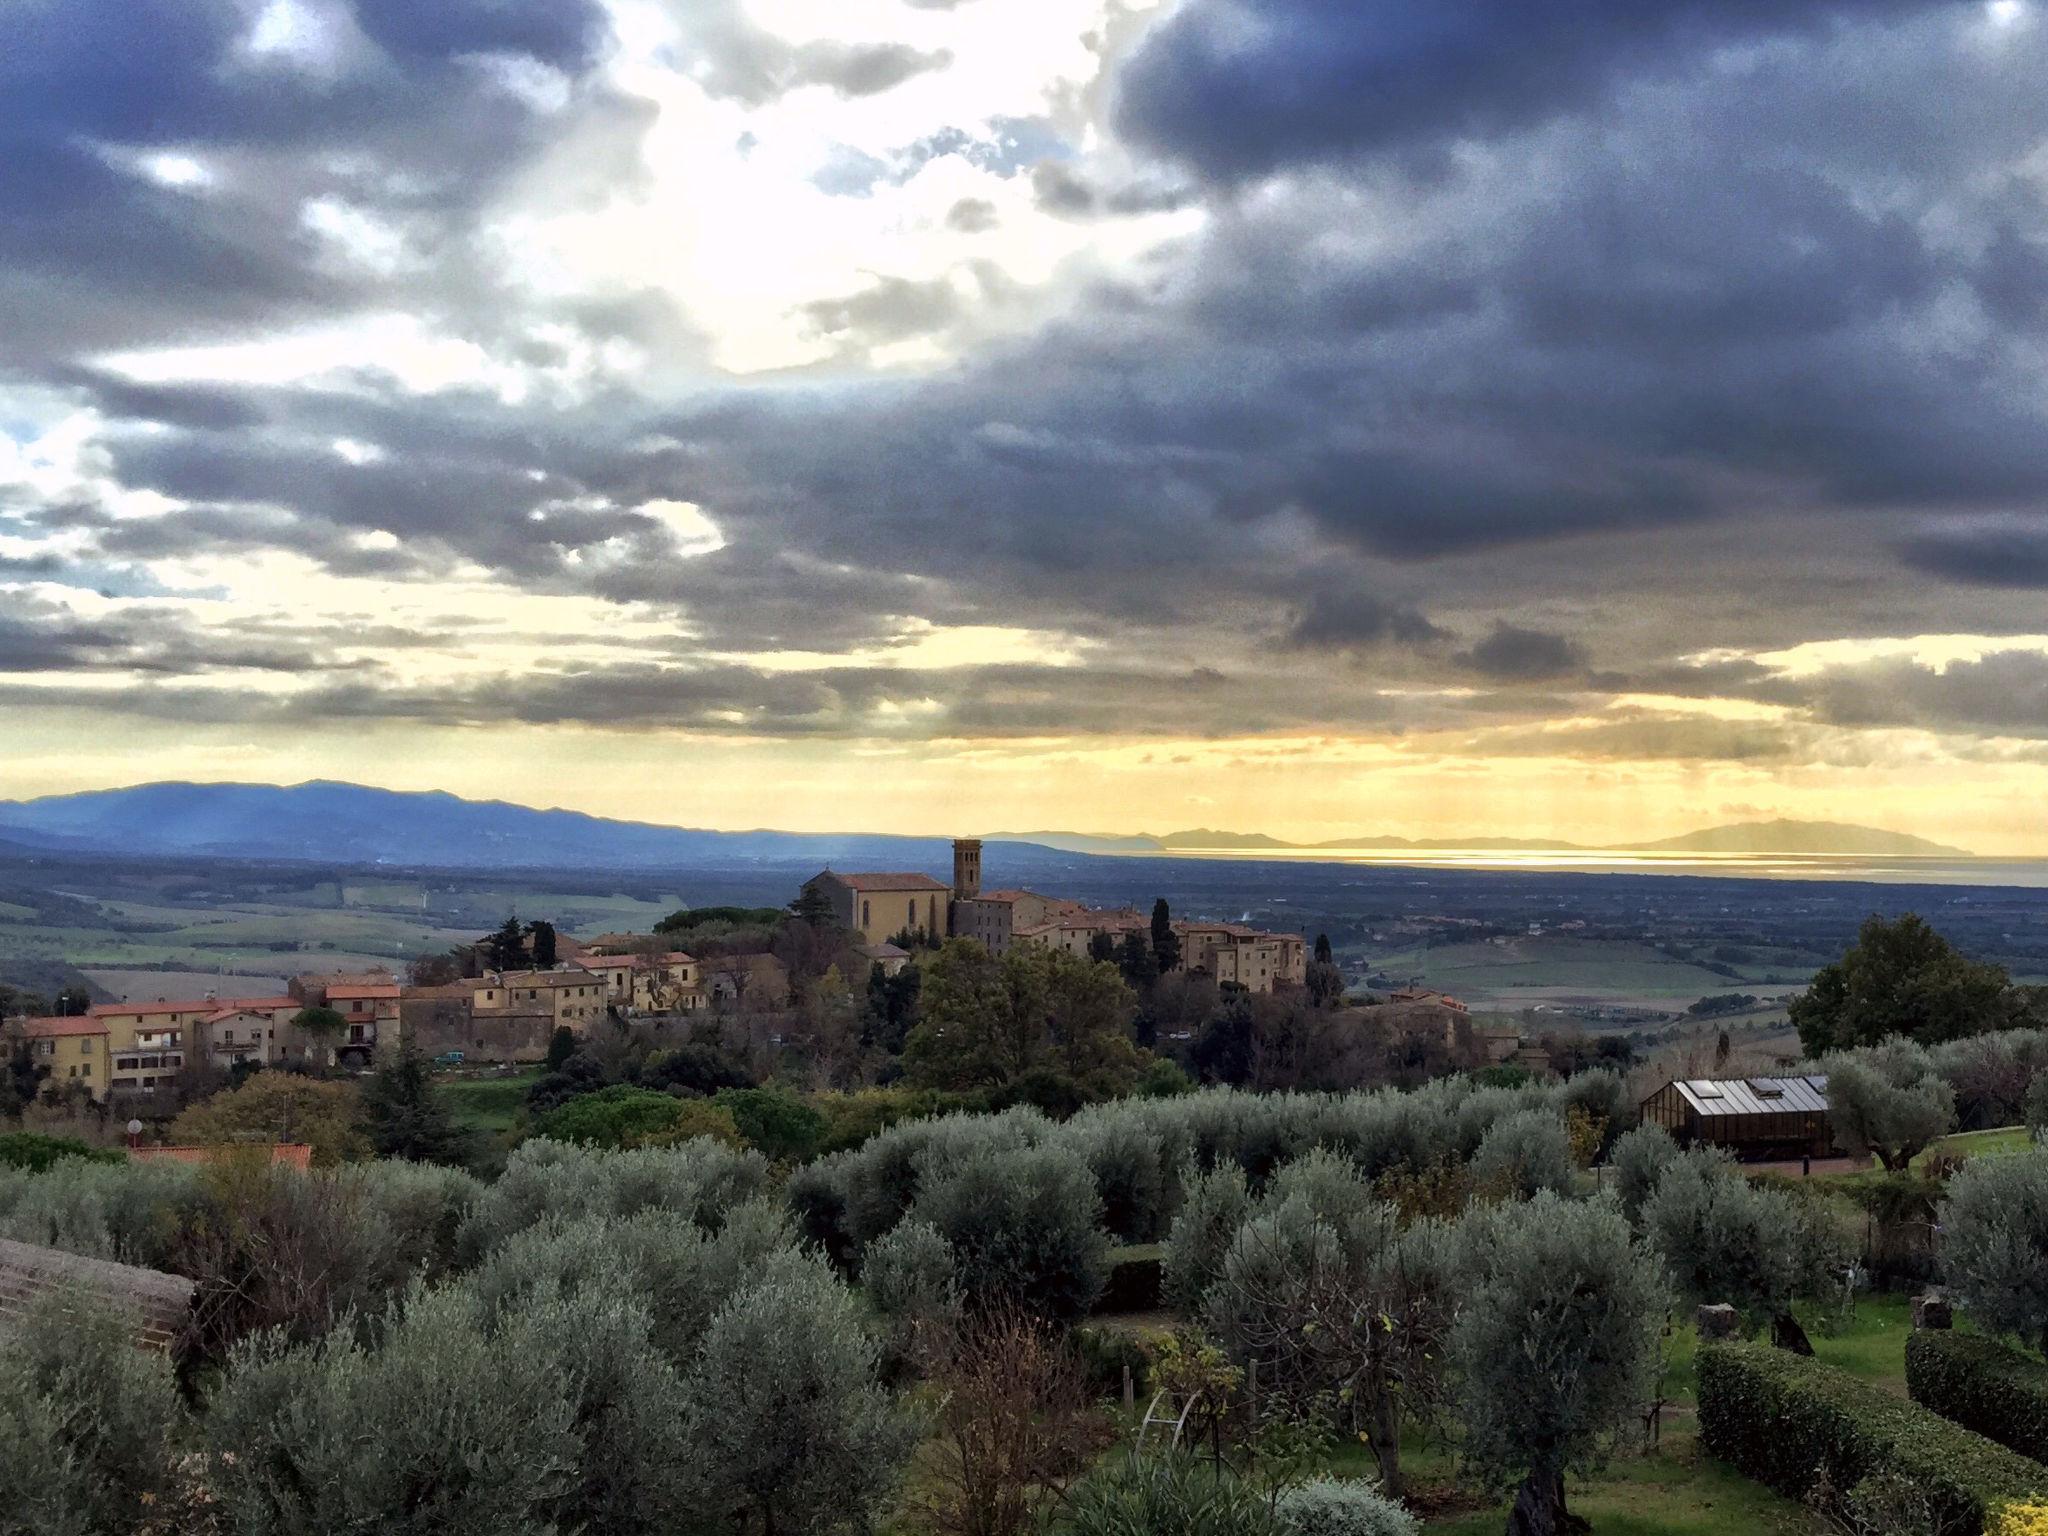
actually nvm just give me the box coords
[1204,1153,1455,1496]
[1824,1039,1956,1172]
[1938,1146,2048,1349]
[1606,1123,1685,1228]
[911,1143,1110,1322]
[1640,1153,1843,1350]
[688,1259,916,1535]
[1471,1109,1576,1200]
[1451,1193,1667,1536]
[1162,1161,1252,1311]
[0,1295,183,1536]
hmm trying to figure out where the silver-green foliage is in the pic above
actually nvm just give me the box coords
[1470,1107,1576,1199]
[0,1158,202,1268]
[910,1142,1109,1321]
[1274,1478,1420,1536]
[688,1257,917,1535]
[1607,1123,1685,1228]
[0,1295,183,1536]
[861,1216,959,1324]
[1939,1146,2048,1349]
[1450,1192,1666,1496]
[1640,1151,1842,1321]
[1162,1161,1251,1311]
[457,1135,768,1259]
[1824,1039,1957,1171]
[206,1284,586,1536]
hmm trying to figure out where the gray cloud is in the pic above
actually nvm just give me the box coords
[1900,517,2048,589]
[1455,624,1587,682]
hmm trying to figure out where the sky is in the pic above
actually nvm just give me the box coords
[4,0,2048,851]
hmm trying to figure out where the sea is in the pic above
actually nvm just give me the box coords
[1164,848,2048,889]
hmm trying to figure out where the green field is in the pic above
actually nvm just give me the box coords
[1372,935,1805,1009]
[442,1069,544,1135]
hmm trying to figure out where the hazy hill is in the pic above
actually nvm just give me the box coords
[0,783,1974,869]
[0,782,1068,873]
[1632,819,1971,857]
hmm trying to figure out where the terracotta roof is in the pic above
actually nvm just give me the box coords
[822,871,950,892]
[15,1015,109,1038]
[93,996,294,1018]
[494,968,601,988]
[325,983,401,999]
[201,1008,273,1025]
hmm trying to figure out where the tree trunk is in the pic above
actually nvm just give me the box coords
[1367,1392,1403,1497]
[1771,1311,1815,1355]
[1505,1471,1591,1536]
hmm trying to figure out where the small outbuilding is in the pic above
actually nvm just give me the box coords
[1639,1075,1834,1161]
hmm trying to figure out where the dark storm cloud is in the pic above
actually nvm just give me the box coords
[1112,0,1963,181]
[0,593,382,677]
[1455,624,1587,682]
[1899,518,2048,589]
[0,0,626,365]
[1279,585,1445,652]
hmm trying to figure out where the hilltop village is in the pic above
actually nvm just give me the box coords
[3,840,1380,1108]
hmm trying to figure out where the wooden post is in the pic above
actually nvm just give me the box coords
[1123,1365,1135,1412]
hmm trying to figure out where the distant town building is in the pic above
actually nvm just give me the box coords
[801,870,952,946]
[11,1015,112,1101]
[801,839,1308,993]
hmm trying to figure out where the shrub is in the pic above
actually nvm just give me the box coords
[536,1083,704,1148]
[714,1086,826,1162]
[1274,1478,1420,1536]
[863,1218,960,1324]
[1939,1147,2048,1349]
[0,1130,124,1172]
[1908,1332,2048,1468]
[1097,1246,1164,1313]
[1697,1341,2046,1535]
[1052,1453,1283,1536]
[1071,1324,1157,1402]
[1469,1107,1575,1199]
[0,1157,202,1269]
[0,1294,183,1536]
[912,1143,1110,1323]
[468,1204,794,1367]
[2029,1074,2048,1142]
[687,1259,915,1536]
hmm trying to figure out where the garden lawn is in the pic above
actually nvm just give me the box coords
[1402,1424,1826,1534]
[441,1069,542,1135]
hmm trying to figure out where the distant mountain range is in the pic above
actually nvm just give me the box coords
[1000,819,1974,859]
[0,781,1973,871]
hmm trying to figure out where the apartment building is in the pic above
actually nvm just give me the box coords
[289,974,400,1061]
[91,996,298,1096]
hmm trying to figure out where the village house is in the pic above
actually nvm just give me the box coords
[12,1015,113,1102]
[577,951,704,1012]
[471,968,607,1032]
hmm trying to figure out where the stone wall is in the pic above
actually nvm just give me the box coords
[0,1237,195,1350]
[401,996,555,1063]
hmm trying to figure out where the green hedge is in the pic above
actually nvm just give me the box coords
[0,1131,126,1173]
[1095,1245,1164,1314]
[1698,1341,2045,1535]
[1910,1332,2048,1468]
